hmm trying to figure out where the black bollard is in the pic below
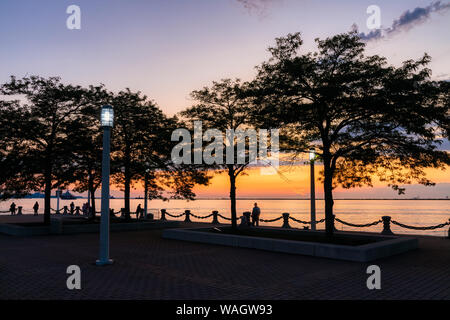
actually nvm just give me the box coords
[282,213,290,228]
[160,209,167,221]
[184,210,191,223]
[381,216,394,235]
[212,211,219,224]
[448,219,450,239]
[243,211,251,227]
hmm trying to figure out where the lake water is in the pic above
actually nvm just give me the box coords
[1,198,449,237]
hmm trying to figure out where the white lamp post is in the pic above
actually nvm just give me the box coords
[309,148,316,231]
[96,105,114,266]
[56,189,61,214]
[144,164,150,220]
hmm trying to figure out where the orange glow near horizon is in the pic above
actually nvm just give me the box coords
[116,165,450,199]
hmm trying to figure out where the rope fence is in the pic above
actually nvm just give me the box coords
[2,205,449,237]
[335,218,382,228]
[2,206,157,219]
[157,209,450,238]
[391,220,450,231]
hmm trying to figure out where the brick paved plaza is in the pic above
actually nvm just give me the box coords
[1,225,450,300]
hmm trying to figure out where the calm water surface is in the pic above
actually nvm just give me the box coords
[1,199,449,237]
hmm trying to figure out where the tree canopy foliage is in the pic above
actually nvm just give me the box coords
[181,79,260,228]
[0,76,210,224]
[0,31,448,235]
[250,31,449,235]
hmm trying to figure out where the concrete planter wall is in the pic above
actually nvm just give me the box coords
[162,227,418,262]
[0,223,50,236]
[0,219,180,236]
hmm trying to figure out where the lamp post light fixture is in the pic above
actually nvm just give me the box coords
[309,148,316,231]
[96,105,114,266]
[101,105,114,127]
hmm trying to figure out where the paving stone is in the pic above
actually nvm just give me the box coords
[0,228,449,300]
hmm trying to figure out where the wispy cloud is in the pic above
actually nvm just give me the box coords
[235,0,282,16]
[435,73,450,81]
[357,1,450,41]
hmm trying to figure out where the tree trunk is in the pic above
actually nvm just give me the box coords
[90,187,96,219]
[124,146,131,220]
[43,153,53,225]
[322,152,334,237]
[228,166,237,229]
[144,172,148,219]
[88,173,96,220]
[44,172,52,225]
[124,172,131,220]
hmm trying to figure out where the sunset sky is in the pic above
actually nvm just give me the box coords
[1,0,449,199]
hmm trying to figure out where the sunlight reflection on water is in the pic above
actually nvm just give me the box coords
[1,199,449,237]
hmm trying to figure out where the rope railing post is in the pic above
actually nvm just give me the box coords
[17,206,23,215]
[160,209,167,221]
[75,206,80,216]
[63,206,68,215]
[243,211,251,227]
[212,211,219,224]
[184,210,191,223]
[282,213,290,228]
[448,219,450,239]
[381,216,394,235]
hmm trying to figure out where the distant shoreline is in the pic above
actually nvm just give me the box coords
[193,198,450,201]
[7,197,450,201]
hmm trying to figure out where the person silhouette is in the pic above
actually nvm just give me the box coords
[10,202,16,215]
[136,204,142,220]
[33,201,39,216]
[251,203,260,227]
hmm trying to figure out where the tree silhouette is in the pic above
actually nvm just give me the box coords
[251,32,450,236]
[64,85,112,219]
[0,76,91,224]
[0,99,37,199]
[181,79,260,229]
[0,78,209,222]
[111,89,210,220]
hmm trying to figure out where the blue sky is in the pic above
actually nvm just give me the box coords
[1,0,448,198]
[1,0,449,114]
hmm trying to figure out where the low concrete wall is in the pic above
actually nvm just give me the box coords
[162,227,418,262]
[0,223,49,236]
[61,220,180,235]
[0,220,181,236]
